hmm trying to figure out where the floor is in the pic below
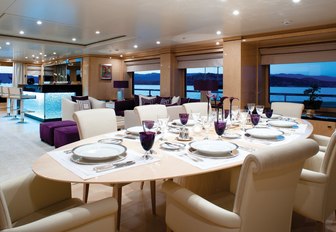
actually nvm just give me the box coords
[0,104,335,232]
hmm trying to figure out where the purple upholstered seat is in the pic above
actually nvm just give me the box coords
[54,125,80,148]
[40,120,76,146]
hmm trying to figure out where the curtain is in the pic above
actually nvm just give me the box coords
[12,62,24,87]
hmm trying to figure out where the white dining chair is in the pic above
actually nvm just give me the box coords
[182,102,211,117]
[294,130,336,225]
[0,172,118,232]
[271,102,304,118]
[163,139,318,232]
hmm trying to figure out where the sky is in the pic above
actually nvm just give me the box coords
[270,62,336,77]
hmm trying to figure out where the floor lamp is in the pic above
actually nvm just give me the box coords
[113,81,129,101]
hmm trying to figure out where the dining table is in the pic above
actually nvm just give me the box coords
[32,116,313,198]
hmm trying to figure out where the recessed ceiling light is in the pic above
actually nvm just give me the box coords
[233,10,240,15]
[133,45,138,48]
[37,20,42,25]
[36,56,39,59]
[0,46,1,49]
[42,60,45,62]
[292,0,301,3]
[156,41,161,45]
[216,30,222,35]
[19,30,24,35]
[95,31,100,34]
[53,52,56,55]
[25,57,28,59]
[6,42,10,45]
[32,55,35,57]
[72,38,76,41]
[216,41,220,45]
[242,39,246,42]
[282,19,292,25]
[120,54,123,58]
[39,52,43,55]
[44,54,47,57]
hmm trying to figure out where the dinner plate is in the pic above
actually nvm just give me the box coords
[160,143,182,150]
[261,113,282,119]
[172,119,196,126]
[126,126,145,135]
[267,120,297,128]
[189,140,238,156]
[72,143,127,161]
[222,133,241,139]
[245,128,284,139]
[168,127,180,134]
[70,153,127,165]
[193,149,239,159]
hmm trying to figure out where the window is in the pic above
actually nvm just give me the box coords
[269,62,336,107]
[185,67,223,99]
[133,70,160,96]
[0,66,13,86]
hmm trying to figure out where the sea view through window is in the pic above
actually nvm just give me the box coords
[270,62,336,108]
[133,70,160,96]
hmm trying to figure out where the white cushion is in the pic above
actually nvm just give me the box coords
[171,96,180,105]
[76,100,91,110]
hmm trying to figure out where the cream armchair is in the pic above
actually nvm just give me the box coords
[163,139,318,232]
[61,97,106,120]
[309,133,331,152]
[0,172,118,232]
[183,102,211,117]
[271,102,304,118]
[294,130,336,223]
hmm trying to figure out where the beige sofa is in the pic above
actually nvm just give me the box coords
[124,105,186,128]
[61,97,106,120]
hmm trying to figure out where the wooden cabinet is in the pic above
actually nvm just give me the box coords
[306,119,336,137]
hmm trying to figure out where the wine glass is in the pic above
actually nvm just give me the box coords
[179,113,189,126]
[214,120,226,140]
[157,116,169,140]
[250,114,260,127]
[256,105,264,115]
[201,115,213,140]
[142,120,155,132]
[191,112,201,123]
[247,103,255,114]
[139,131,156,160]
[265,109,273,118]
[231,105,240,121]
[239,109,249,131]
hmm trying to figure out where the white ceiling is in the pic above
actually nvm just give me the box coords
[0,0,336,63]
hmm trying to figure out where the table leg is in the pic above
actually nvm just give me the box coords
[113,184,122,231]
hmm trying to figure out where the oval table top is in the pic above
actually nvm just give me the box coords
[32,119,313,184]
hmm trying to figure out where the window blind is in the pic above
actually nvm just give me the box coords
[177,53,223,69]
[125,59,160,72]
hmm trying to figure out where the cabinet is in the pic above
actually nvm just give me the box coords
[306,119,336,137]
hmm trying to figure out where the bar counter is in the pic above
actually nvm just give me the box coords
[21,84,82,121]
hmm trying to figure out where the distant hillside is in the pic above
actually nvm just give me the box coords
[270,73,336,87]
[0,74,12,84]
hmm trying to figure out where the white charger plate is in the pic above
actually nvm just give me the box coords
[245,128,284,139]
[172,119,196,126]
[190,140,238,156]
[222,133,241,139]
[268,120,297,128]
[126,126,145,135]
[72,143,127,161]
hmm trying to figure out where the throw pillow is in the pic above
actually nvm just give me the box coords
[171,96,180,105]
[76,100,91,110]
[180,98,190,104]
[139,95,156,106]
[71,95,89,102]
[160,98,171,105]
[141,97,157,105]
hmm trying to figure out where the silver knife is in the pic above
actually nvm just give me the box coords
[93,160,136,173]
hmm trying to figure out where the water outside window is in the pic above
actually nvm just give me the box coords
[133,70,160,96]
[269,62,336,108]
[186,67,223,100]
[0,66,13,86]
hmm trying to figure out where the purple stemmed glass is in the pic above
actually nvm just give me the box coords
[142,120,155,131]
[179,113,189,126]
[139,131,156,160]
[214,120,226,139]
[251,114,260,127]
[265,109,273,119]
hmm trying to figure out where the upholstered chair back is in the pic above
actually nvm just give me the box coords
[271,102,304,118]
[73,108,117,139]
[0,173,71,230]
[183,102,210,117]
[134,104,168,121]
[294,130,336,222]
[233,139,318,232]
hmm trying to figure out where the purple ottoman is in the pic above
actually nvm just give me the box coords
[40,120,77,146]
[54,125,80,148]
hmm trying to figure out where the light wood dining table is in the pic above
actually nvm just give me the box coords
[32,118,313,189]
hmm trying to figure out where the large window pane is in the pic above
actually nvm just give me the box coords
[269,62,336,108]
[186,67,223,99]
[133,70,160,96]
[0,66,13,86]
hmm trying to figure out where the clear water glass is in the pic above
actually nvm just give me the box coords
[201,116,213,140]
[239,109,249,131]
[256,105,264,115]
[157,116,169,140]
[247,103,255,114]
[231,105,240,121]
